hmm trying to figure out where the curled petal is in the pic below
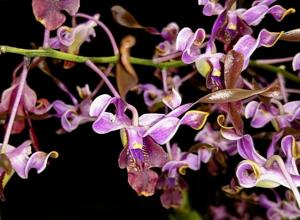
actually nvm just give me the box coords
[52,100,73,116]
[180,110,209,130]
[281,135,299,175]
[144,117,180,145]
[89,94,117,117]
[32,0,80,30]
[181,28,206,63]
[57,26,75,46]
[237,135,266,164]
[23,151,59,179]
[236,160,260,188]
[61,110,81,132]
[268,5,295,22]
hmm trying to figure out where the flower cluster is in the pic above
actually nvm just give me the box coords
[0,0,300,219]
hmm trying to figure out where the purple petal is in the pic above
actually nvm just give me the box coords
[242,5,269,26]
[250,103,275,128]
[143,136,168,168]
[144,117,180,145]
[161,22,179,42]
[92,112,126,134]
[89,94,114,117]
[139,113,165,127]
[23,84,38,112]
[237,135,266,164]
[257,29,282,47]
[292,53,300,71]
[233,35,257,69]
[57,26,75,46]
[181,28,206,63]
[176,27,193,52]
[61,110,81,132]
[52,100,73,116]
[268,5,295,22]
[236,160,260,188]
[201,1,224,16]
[281,135,299,175]
[244,101,259,119]
[24,151,59,179]
[166,103,192,118]
[180,110,209,130]
[162,88,182,110]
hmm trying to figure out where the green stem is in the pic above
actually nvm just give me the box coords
[249,60,300,84]
[0,45,185,68]
[1,46,299,84]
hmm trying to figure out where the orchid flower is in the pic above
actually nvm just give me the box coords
[52,85,94,133]
[199,0,294,48]
[0,78,51,134]
[245,100,300,130]
[155,22,179,57]
[259,191,300,220]
[0,140,58,198]
[137,75,182,110]
[89,94,209,196]
[235,134,300,207]
[157,143,211,208]
[50,14,98,68]
[195,123,237,156]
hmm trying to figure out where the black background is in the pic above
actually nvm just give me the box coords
[0,0,300,220]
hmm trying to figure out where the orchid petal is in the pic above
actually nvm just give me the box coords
[176,27,193,52]
[32,0,80,30]
[127,170,158,197]
[237,135,266,164]
[92,112,126,134]
[24,151,58,179]
[162,88,182,110]
[144,117,180,145]
[292,53,300,71]
[180,110,209,130]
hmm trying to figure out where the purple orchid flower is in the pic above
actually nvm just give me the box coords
[199,0,294,48]
[89,94,209,196]
[50,14,98,68]
[0,79,51,134]
[137,75,182,110]
[259,191,300,220]
[235,134,300,207]
[32,0,80,31]
[155,22,179,57]
[176,27,206,64]
[195,123,237,155]
[245,100,300,130]
[157,143,211,208]
[52,85,94,133]
[0,140,58,195]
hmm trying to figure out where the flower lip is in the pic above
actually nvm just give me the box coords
[236,160,261,188]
